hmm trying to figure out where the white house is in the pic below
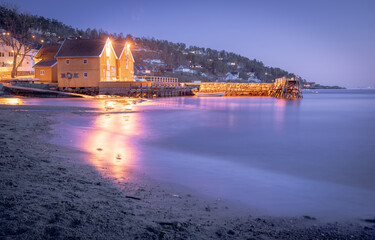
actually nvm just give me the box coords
[246,72,256,78]
[143,58,164,65]
[175,65,196,74]
[225,72,240,81]
[0,38,36,77]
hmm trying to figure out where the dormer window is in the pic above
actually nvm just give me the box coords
[66,59,70,65]
[83,59,87,64]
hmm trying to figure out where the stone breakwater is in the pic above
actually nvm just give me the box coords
[198,83,274,96]
[197,78,303,99]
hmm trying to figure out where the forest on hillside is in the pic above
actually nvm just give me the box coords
[0,5,301,83]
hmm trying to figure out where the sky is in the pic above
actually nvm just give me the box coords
[5,0,375,88]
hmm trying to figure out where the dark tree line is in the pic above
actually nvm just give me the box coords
[0,5,301,82]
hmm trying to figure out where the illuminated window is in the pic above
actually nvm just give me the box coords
[40,70,45,75]
[83,59,87,64]
[106,45,110,57]
[84,72,88,78]
[66,59,70,65]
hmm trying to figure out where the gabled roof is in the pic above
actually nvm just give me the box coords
[33,59,57,68]
[112,41,134,61]
[112,41,125,58]
[55,39,107,58]
[35,45,60,60]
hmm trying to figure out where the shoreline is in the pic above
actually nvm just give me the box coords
[0,102,374,239]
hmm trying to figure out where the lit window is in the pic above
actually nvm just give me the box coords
[106,45,110,57]
[84,72,88,78]
[61,73,66,78]
[83,59,87,64]
[66,59,70,65]
[40,70,45,75]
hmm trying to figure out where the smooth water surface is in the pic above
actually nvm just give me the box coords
[5,89,375,220]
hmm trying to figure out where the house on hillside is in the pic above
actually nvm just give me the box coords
[33,44,60,83]
[54,38,134,89]
[175,65,196,74]
[189,63,202,69]
[246,72,256,78]
[225,72,240,81]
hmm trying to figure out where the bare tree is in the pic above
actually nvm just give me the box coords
[0,5,37,78]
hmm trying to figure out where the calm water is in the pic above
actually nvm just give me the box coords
[4,89,375,220]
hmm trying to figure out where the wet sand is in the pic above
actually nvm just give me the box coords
[0,102,374,239]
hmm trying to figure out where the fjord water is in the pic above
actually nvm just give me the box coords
[27,89,375,220]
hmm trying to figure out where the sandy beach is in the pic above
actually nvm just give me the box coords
[0,100,374,239]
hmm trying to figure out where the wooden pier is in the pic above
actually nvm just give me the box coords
[269,77,303,99]
[98,81,192,98]
[3,85,89,98]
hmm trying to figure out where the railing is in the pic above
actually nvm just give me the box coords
[134,75,178,83]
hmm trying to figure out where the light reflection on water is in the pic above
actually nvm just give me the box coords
[0,97,23,105]
[11,90,375,220]
[83,112,139,180]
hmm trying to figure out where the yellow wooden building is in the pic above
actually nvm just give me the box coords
[34,59,58,83]
[33,45,61,83]
[54,38,134,89]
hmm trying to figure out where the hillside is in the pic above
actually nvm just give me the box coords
[1,5,300,83]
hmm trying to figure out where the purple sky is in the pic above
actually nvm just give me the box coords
[7,0,375,88]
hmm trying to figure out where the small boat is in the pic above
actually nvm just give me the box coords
[196,92,225,97]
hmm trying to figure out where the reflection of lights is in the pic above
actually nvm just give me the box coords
[104,99,136,112]
[0,98,23,105]
[83,111,141,180]
[104,100,116,110]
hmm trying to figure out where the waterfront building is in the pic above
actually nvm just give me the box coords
[33,45,60,83]
[0,38,36,79]
[54,38,134,89]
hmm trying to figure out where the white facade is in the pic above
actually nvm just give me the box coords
[225,72,240,81]
[0,39,36,76]
[175,65,196,74]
